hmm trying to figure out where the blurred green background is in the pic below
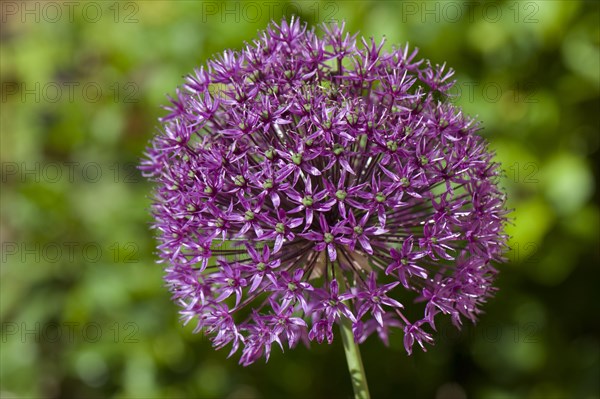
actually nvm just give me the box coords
[1,1,598,398]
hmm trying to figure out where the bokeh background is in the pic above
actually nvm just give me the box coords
[1,1,599,398]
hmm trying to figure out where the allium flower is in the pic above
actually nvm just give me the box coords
[141,18,508,366]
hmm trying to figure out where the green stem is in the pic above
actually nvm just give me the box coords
[340,318,371,399]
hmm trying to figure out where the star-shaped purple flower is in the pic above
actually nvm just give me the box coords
[142,18,509,365]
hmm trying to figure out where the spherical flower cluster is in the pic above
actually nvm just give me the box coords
[141,18,508,365]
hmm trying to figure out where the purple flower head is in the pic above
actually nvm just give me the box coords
[142,18,509,365]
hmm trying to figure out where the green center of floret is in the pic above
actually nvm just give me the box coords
[376,192,386,203]
[256,262,266,271]
[265,147,275,160]
[353,226,363,234]
[287,282,297,291]
[292,152,303,165]
[234,175,245,186]
[324,233,334,243]
[346,113,358,125]
[333,144,344,156]
[275,223,285,233]
[386,140,398,151]
[244,210,255,221]
[336,190,347,200]
[400,177,410,187]
[262,179,273,189]
[215,218,225,228]
[302,195,314,207]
